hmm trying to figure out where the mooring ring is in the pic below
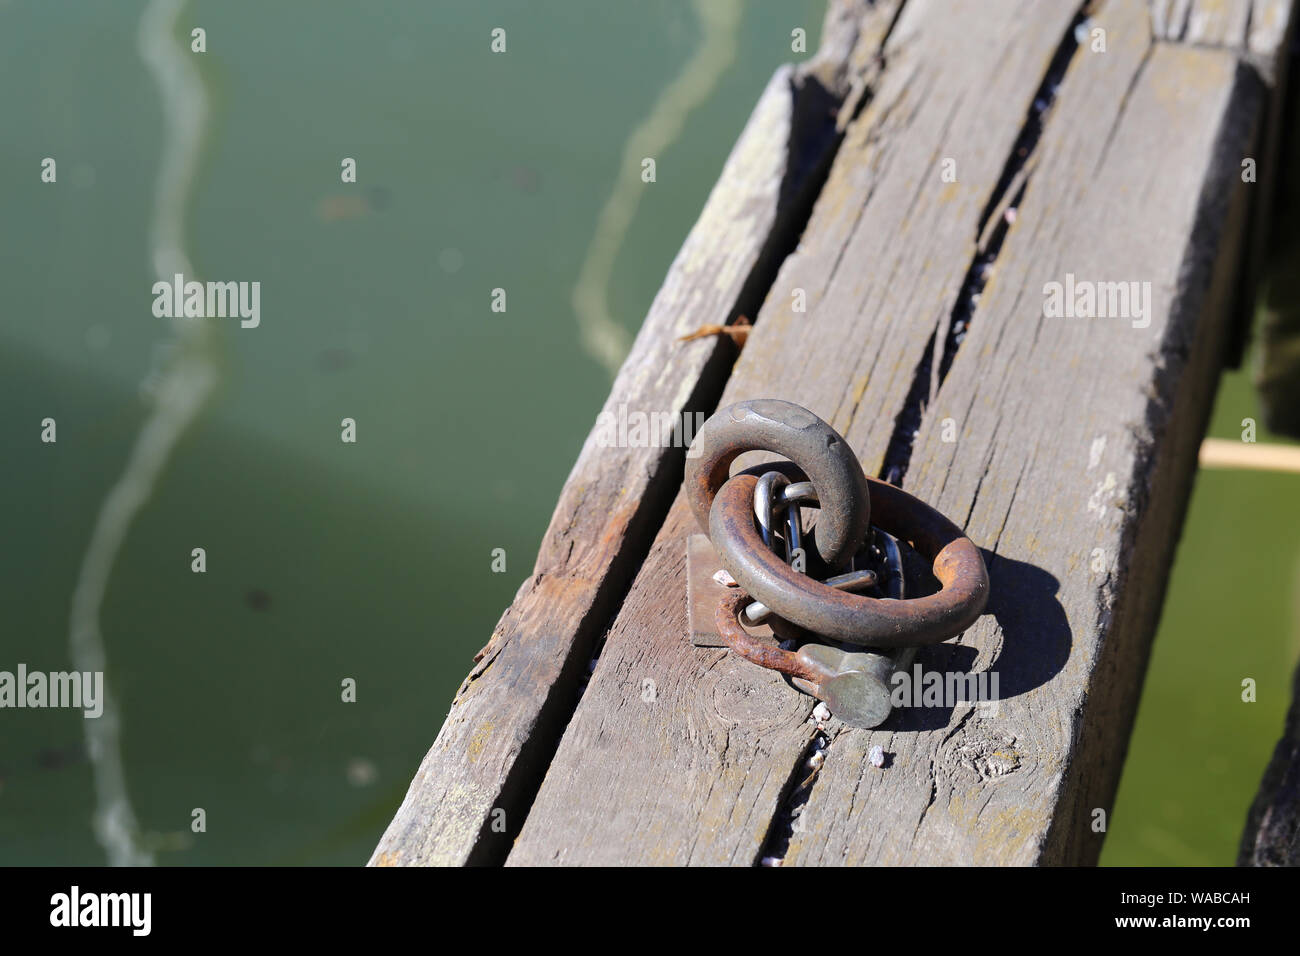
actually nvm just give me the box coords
[714,589,823,683]
[685,399,870,569]
[715,589,898,729]
[709,471,989,647]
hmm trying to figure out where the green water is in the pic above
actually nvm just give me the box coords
[0,0,826,865]
[1102,367,1300,866]
[0,0,1292,867]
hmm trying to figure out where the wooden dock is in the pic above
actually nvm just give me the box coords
[372,0,1297,866]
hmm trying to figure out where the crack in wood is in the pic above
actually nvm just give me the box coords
[755,728,834,865]
[876,4,1090,488]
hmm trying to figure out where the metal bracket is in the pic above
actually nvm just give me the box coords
[686,534,774,647]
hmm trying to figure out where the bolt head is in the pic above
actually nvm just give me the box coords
[820,672,892,729]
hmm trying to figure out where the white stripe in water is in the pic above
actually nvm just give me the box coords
[68,0,219,867]
[571,0,742,376]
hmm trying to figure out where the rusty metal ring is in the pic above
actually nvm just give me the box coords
[715,589,897,728]
[685,399,870,568]
[714,589,823,683]
[710,471,989,647]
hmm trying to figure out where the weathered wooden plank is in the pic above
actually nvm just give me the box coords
[1239,660,1300,865]
[368,0,902,866]
[784,7,1261,866]
[505,0,1099,867]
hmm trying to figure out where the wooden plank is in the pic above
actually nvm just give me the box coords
[368,0,903,866]
[1239,660,1300,864]
[784,10,1261,866]
[505,0,1102,867]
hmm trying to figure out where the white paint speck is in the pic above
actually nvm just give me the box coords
[1088,435,1106,470]
[1087,472,1117,518]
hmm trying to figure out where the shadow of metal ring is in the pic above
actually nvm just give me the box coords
[684,399,870,568]
[710,471,989,647]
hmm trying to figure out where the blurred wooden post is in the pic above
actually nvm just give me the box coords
[1240,660,1300,865]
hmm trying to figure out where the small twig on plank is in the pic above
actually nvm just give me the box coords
[677,314,752,347]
